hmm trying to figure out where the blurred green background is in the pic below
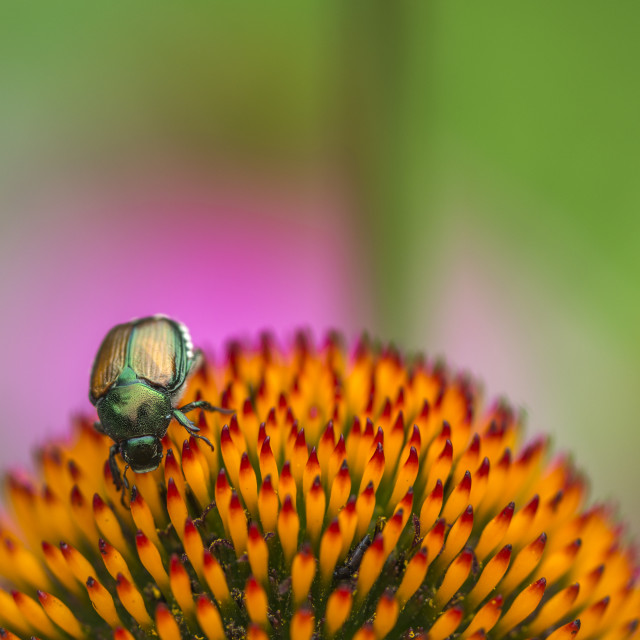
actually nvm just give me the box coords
[0,2,638,533]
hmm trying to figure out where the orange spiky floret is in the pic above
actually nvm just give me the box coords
[0,331,638,639]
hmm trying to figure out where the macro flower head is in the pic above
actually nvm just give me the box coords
[0,330,638,640]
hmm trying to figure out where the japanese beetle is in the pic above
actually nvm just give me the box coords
[90,315,231,492]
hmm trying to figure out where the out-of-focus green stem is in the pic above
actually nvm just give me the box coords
[332,2,432,344]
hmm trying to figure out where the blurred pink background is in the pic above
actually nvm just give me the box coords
[1,168,369,457]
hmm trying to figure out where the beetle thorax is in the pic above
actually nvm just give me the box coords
[96,381,172,442]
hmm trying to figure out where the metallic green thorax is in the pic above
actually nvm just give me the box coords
[96,371,173,442]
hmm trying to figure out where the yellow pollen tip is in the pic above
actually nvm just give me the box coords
[245,576,270,627]
[292,545,316,607]
[278,495,300,566]
[325,585,353,636]
[37,590,84,638]
[290,608,314,640]
[248,523,270,586]
[169,554,195,619]
[195,595,225,640]
[115,573,153,629]
[154,603,181,640]
[85,576,122,628]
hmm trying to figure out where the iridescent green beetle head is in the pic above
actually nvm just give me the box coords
[120,435,164,473]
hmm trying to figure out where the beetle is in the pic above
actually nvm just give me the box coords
[90,315,232,492]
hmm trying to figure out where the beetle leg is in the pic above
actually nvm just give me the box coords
[108,444,123,490]
[174,409,201,432]
[178,400,235,415]
[94,420,106,434]
[122,464,130,490]
[334,534,371,580]
[173,409,215,451]
[117,464,132,507]
[192,432,215,451]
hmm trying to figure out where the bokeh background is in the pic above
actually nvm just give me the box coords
[1,3,638,533]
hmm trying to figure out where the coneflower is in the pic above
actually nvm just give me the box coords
[0,332,637,639]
